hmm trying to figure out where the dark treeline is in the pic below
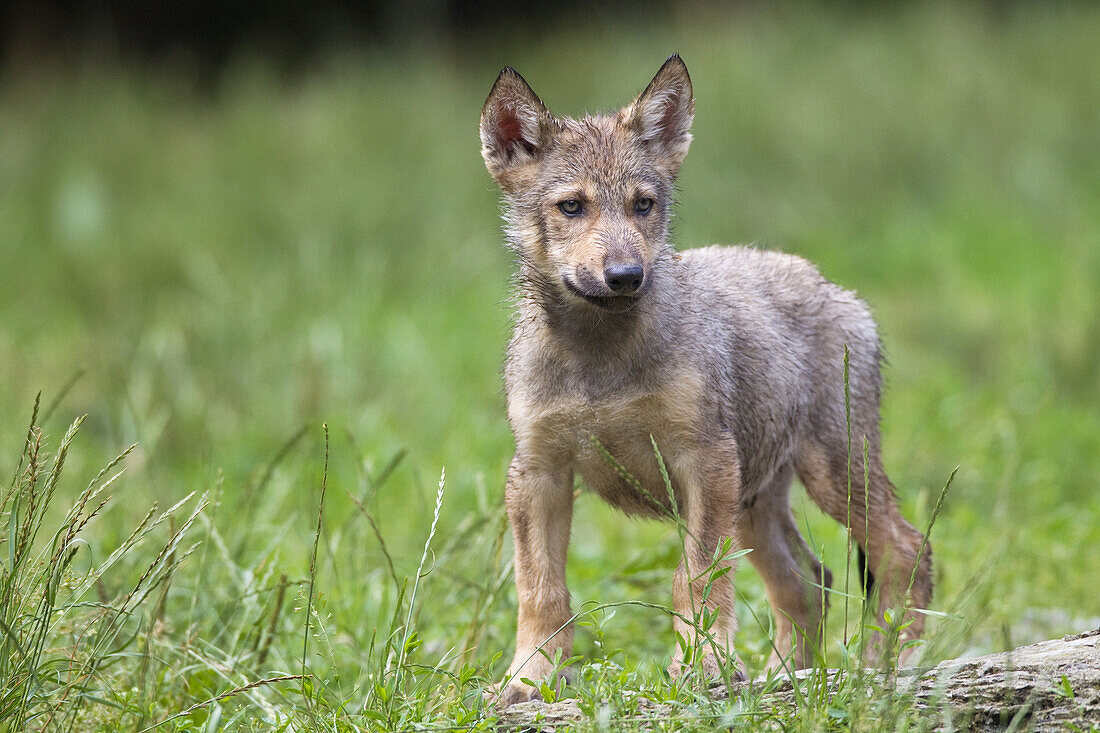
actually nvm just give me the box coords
[2,0,1032,74]
[2,0,679,71]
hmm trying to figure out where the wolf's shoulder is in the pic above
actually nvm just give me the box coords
[678,244,827,290]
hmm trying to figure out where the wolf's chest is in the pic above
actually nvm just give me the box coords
[574,412,681,517]
[511,382,703,517]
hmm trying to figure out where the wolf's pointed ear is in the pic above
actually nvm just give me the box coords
[622,55,694,174]
[480,68,557,189]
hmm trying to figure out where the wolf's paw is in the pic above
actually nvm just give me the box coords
[667,650,745,684]
[858,633,923,670]
[486,680,541,709]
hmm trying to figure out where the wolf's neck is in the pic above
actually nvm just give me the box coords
[520,283,677,368]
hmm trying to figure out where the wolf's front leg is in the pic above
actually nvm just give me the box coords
[668,442,746,683]
[496,456,575,707]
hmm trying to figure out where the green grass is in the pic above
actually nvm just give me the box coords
[1,2,1099,729]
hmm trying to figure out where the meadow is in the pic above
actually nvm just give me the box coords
[1,3,1098,729]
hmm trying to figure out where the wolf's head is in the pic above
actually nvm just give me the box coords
[480,56,694,314]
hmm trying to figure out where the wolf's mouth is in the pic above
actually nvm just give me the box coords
[562,277,640,312]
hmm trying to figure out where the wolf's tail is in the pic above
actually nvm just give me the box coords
[857,547,876,597]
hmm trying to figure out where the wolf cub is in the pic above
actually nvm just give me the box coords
[479,55,931,707]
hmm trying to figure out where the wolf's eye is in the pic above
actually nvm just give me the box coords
[558,199,582,216]
[635,197,654,215]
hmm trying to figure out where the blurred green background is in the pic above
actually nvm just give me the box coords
[2,0,1098,695]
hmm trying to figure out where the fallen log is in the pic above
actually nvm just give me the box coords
[497,629,1100,731]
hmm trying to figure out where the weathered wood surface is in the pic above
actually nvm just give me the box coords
[498,629,1100,731]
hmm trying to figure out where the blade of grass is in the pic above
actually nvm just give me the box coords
[300,423,329,714]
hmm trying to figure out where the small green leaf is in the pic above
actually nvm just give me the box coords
[708,565,732,582]
[458,663,475,686]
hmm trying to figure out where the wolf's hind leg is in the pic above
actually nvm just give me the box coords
[795,441,932,665]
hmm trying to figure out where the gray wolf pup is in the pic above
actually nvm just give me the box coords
[479,55,932,707]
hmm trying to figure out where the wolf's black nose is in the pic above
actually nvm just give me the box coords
[604,264,644,294]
